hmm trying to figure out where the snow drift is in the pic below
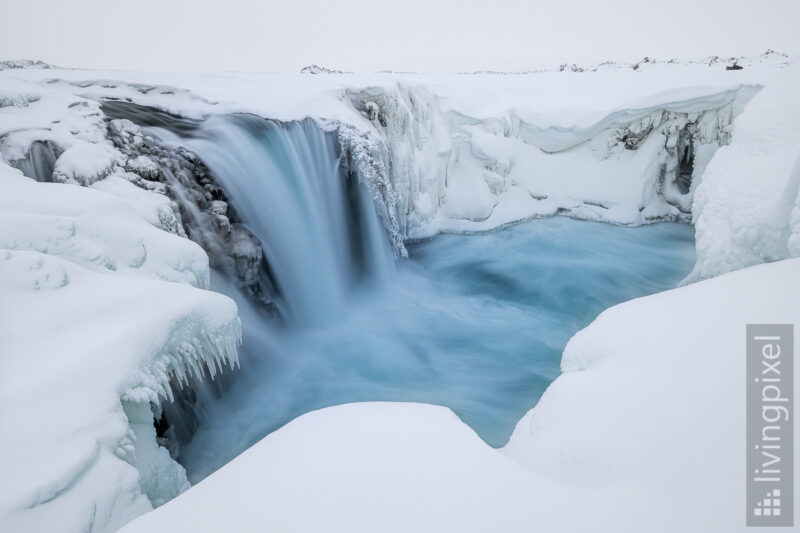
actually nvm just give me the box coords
[689,60,800,280]
[0,170,241,533]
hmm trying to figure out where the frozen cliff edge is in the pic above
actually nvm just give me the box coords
[343,83,759,240]
[688,60,800,281]
[0,170,241,533]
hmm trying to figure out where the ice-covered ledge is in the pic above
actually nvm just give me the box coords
[0,170,241,533]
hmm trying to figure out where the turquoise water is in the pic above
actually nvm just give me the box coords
[179,216,695,482]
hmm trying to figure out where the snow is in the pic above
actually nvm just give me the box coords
[0,166,241,533]
[0,173,207,287]
[120,257,800,533]
[123,402,577,533]
[688,60,800,281]
[51,140,120,186]
[91,176,186,236]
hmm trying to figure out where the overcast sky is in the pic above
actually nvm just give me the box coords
[1,0,798,72]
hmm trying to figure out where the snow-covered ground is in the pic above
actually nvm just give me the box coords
[0,52,798,532]
[0,169,241,532]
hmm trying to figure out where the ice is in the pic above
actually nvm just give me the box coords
[0,166,240,533]
[0,89,39,108]
[346,83,758,238]
[51,140,121,186]
[688,60,800,281]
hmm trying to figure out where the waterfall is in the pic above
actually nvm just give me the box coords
[157,115,394,326]
[107,107,696,483]
[15,140,59,182]
[99,105,397,465]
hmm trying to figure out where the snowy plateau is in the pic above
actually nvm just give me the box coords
[0,51,798,533]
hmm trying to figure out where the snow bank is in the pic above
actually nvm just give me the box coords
[120,402,579,533]
[688,60,800,281]
[0,167,241,533]
[505,256,800,531]
[51,140,121,186]
[121,256,800,533]
[91,176,186,236]
[0,77,111,167]
[0,174,207,287]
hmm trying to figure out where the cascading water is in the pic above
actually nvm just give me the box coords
[155,115,393,326]
[135,112,696,484]
[15,140,59,182]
